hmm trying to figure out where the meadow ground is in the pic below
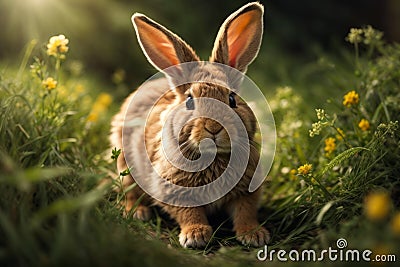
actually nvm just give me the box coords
[1,27,399,267]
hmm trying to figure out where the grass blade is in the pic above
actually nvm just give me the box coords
[318,147,369,177]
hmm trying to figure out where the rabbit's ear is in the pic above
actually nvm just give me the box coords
[210,2,264,73]
[132,13,199,72]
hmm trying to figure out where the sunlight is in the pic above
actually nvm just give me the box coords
[14,0,46,7]
[13,0,66,10]
[29,0,46,5]
[4,0,75,44]
[11,0,54,13]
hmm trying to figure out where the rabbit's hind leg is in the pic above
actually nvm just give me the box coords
[117,153,152,221]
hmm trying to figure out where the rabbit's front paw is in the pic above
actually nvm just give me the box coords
[124,205,152,221]
[179,224,212,248]
[236,226,270,247]
[132,205,152,221]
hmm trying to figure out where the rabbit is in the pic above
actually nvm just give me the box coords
[110,2,270,248]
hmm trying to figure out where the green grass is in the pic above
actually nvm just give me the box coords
[1,27,400,267]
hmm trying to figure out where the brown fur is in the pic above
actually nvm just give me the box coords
[110,2,269,248]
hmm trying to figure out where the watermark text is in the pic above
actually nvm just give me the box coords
[257,238,397,263]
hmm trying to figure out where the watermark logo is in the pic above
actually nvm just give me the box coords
[336,238,347,249]
[257,238,397,263]
[122,61,276,207]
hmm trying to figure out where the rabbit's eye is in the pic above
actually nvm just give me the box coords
[186,94,195,110]
[229,93,237,108]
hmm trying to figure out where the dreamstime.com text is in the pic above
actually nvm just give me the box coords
[257,238,397,263]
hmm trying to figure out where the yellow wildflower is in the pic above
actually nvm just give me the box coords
[92,93,112,112]
[112,68,126,84]
[316,109,326,120]
[309,121,324,137]
[335,128,345,141]
[297,164,312,176]
[75,84,85,94]
[87,93,113,123]
[86,113,99,123]
[363,25,383,45]
[324,137,336,156]
[358,119,370,131]
[364,191,391,221]
[391,212,400,236]
[97,93,113,107]
[47,34,69,57]
[289,169,297,181]
[342,90,359,107]
[42,77,57,91]
[346,28,363,44]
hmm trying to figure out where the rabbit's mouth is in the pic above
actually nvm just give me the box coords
[176,118,234,160]
[177,134,231,162]
[187,132,232,156]
[198,137,231,155]
[178,136,231,161]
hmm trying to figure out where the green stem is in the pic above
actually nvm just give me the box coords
[377,89,391,122]
[17,40,37,80]
[55,57,61,80]
[313,175,334,200]
[354,42,360,71]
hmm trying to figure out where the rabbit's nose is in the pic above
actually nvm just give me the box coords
[204,119,223,135]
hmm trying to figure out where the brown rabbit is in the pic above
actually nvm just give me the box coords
[110,2,270,248]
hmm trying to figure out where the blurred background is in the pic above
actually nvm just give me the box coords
[1,0,399,96]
